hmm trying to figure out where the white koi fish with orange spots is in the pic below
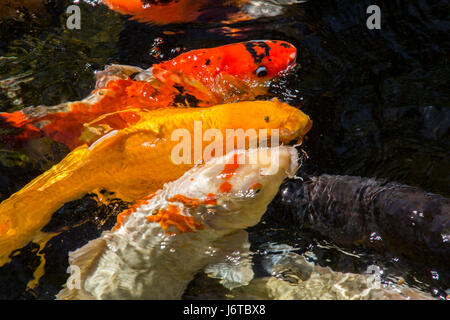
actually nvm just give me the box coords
[57,146,299,300]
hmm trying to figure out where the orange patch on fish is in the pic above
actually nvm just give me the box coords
[168,194,200,208]
[201,193,218,205]
[168,193,219,208]
[219,181,233,194]
[146,204,204,234]
[114,193,157,231]
[218,153,242,193]
[219,153,241,179]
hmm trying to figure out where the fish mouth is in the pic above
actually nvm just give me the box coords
[296,118,313,144]
[277,51,297,76]
[280,127,299,143]
[286,46,297,70]
[279,116,313,145]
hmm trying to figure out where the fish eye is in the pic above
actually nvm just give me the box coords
[248,183,262,194]
[256,66,268,77]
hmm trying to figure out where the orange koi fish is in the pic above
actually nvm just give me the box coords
[0,99,312,266]
[0,40,297,150]
[102,0,252,24]
[102,0,300,25]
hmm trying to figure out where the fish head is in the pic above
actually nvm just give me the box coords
[216,99,312,146]
[173,146,299,231]
[228,40,297,80]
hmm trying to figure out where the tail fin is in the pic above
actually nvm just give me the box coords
[0,111,42,148]
[0,145,92,266]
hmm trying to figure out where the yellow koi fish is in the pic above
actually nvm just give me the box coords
[0,99,312,265]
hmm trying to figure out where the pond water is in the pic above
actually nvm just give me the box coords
[0,0,448,299]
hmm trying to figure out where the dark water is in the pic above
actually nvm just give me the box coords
[0,0,448,299]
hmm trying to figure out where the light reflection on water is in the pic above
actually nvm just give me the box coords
[0,0,448,300]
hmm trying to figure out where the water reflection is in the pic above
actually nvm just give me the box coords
[0,0,448,300]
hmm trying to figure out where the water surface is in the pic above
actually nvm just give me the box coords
[0,0,448,299]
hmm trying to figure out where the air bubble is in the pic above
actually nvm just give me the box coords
[153,37,164,45]
[430,270,440,280]
[150,47,162,57]
[369,232,382,242]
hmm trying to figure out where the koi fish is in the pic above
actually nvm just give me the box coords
[102,0,302,25]
[278,175,450,269]
[0,99,312,266]
[103,0,217,24]
[57,145,299,299]
[0,40,297,150]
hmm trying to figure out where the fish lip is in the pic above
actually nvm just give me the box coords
[297,119,313,144]
[280,109,313,144]
[280,127,297,143]
[258,146,299,178]
[285,146,300,177]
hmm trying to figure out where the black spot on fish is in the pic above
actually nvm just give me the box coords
[244,41,271,64]
[279,42,291,49]
[205,58,210,66]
